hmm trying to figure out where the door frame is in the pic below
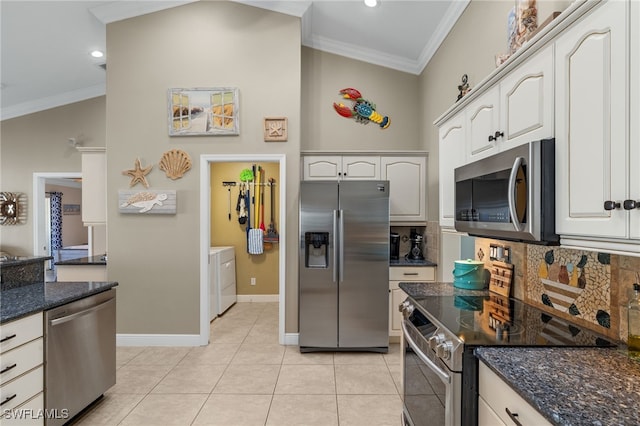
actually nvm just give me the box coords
[32,172,83,258]
[199,154,287,346]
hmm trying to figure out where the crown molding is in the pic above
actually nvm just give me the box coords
[232,0,312,18]
[303,34,422,75]
[89,0,199,24]
[1,84,105,121]
[417,0,470,74]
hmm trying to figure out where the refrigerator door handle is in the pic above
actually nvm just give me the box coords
[339,209,345,283]
[333,209,338,283]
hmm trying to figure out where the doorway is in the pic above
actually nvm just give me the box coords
[199,154,287,346]
[33,172,83,258]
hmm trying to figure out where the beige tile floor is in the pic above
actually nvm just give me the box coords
[73,302,403,426]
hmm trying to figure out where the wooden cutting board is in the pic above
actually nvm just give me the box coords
[489,260,514,298]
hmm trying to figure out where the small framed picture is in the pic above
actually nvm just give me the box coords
[63,204,81,215]
[264,117,288,142]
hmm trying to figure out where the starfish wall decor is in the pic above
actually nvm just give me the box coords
[123,158,153,188]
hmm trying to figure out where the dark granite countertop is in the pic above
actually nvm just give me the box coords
[0,255,52,267]
[55,254,107,266]
[399,281,488,297]
[1,280,118,324]
[476,347,639,426]
[390,258,437,267]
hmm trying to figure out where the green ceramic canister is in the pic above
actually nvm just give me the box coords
[452,259,486,290]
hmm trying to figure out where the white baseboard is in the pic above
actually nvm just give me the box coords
[283,332,299,346]
[116,333,204,347]
[236,294,279,302]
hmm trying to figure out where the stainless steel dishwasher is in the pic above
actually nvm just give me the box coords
[44,289,116,426]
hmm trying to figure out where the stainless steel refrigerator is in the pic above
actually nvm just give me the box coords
[299,180,389,352]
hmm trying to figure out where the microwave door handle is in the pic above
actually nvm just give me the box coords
[508,156,526,232]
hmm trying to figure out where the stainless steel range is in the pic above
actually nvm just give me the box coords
[400,294,614,426]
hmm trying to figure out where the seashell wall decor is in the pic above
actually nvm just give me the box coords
[159,149,192,180]
[118,190,176,214]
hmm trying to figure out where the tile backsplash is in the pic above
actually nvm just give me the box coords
[474,237,640,343]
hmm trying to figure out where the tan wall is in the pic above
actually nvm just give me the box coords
[106,1,300,335]
[0,97,106,255]
[210,162,279,295]
[45,184,86,247]
[420,0,572,220]
[301,47,420,151]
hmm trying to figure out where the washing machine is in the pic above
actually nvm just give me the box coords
[209,246,237,320]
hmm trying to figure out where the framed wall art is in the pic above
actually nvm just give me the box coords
[63,204,81,215]
[264,117,288,142]
[168,87,239,136]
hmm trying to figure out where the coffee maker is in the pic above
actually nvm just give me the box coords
[406,228,425,260]
[390,233,400,260]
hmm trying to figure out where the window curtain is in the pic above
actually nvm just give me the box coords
[49,191,63,251]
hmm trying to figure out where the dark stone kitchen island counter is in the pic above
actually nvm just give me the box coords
[1,280,118,324]
[54,254,106,266]
[0,255,52,290]
[476,347,639,426]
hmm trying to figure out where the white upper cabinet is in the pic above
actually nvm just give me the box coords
[381,156,427,222]
[303,154,427,223]
[438,112,465,228]
[342,156,381,180]
[466,86,500,161]
[302,156,380,180]
[302,156,342,179]
[78,147,106,226]
[467,45,554,163]
[631,0,640,241]
[555,0,629,240]
[500,45,554,149]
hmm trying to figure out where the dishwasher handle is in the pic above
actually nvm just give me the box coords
[49,298,115,327]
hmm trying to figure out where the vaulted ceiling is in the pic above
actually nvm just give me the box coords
[0,0,468,120]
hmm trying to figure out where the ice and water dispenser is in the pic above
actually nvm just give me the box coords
[304,232,329,268]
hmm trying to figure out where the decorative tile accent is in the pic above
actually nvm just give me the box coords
[527,246,611,330]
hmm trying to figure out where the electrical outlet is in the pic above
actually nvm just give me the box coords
[250,277,256,286]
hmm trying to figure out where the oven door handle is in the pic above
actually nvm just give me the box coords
[507,156,526,232]
[401,319,451,384]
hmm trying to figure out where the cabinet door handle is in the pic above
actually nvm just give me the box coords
[505,408,523,426]
[0,394,17,407]
[623,200,639,210]
[604,200,621,211]
[403,272,419,276]
[0,363,17,374]
[0,334,16,343]
[488,130,504,142]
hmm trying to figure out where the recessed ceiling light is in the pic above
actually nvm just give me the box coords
[90,50,104,58]
[364,0,378,7]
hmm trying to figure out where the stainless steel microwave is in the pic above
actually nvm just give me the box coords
[454,138,559,244]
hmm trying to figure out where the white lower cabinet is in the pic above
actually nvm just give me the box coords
[389,266,435,338]
[479,362,551,426]
[0,313,44,425]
